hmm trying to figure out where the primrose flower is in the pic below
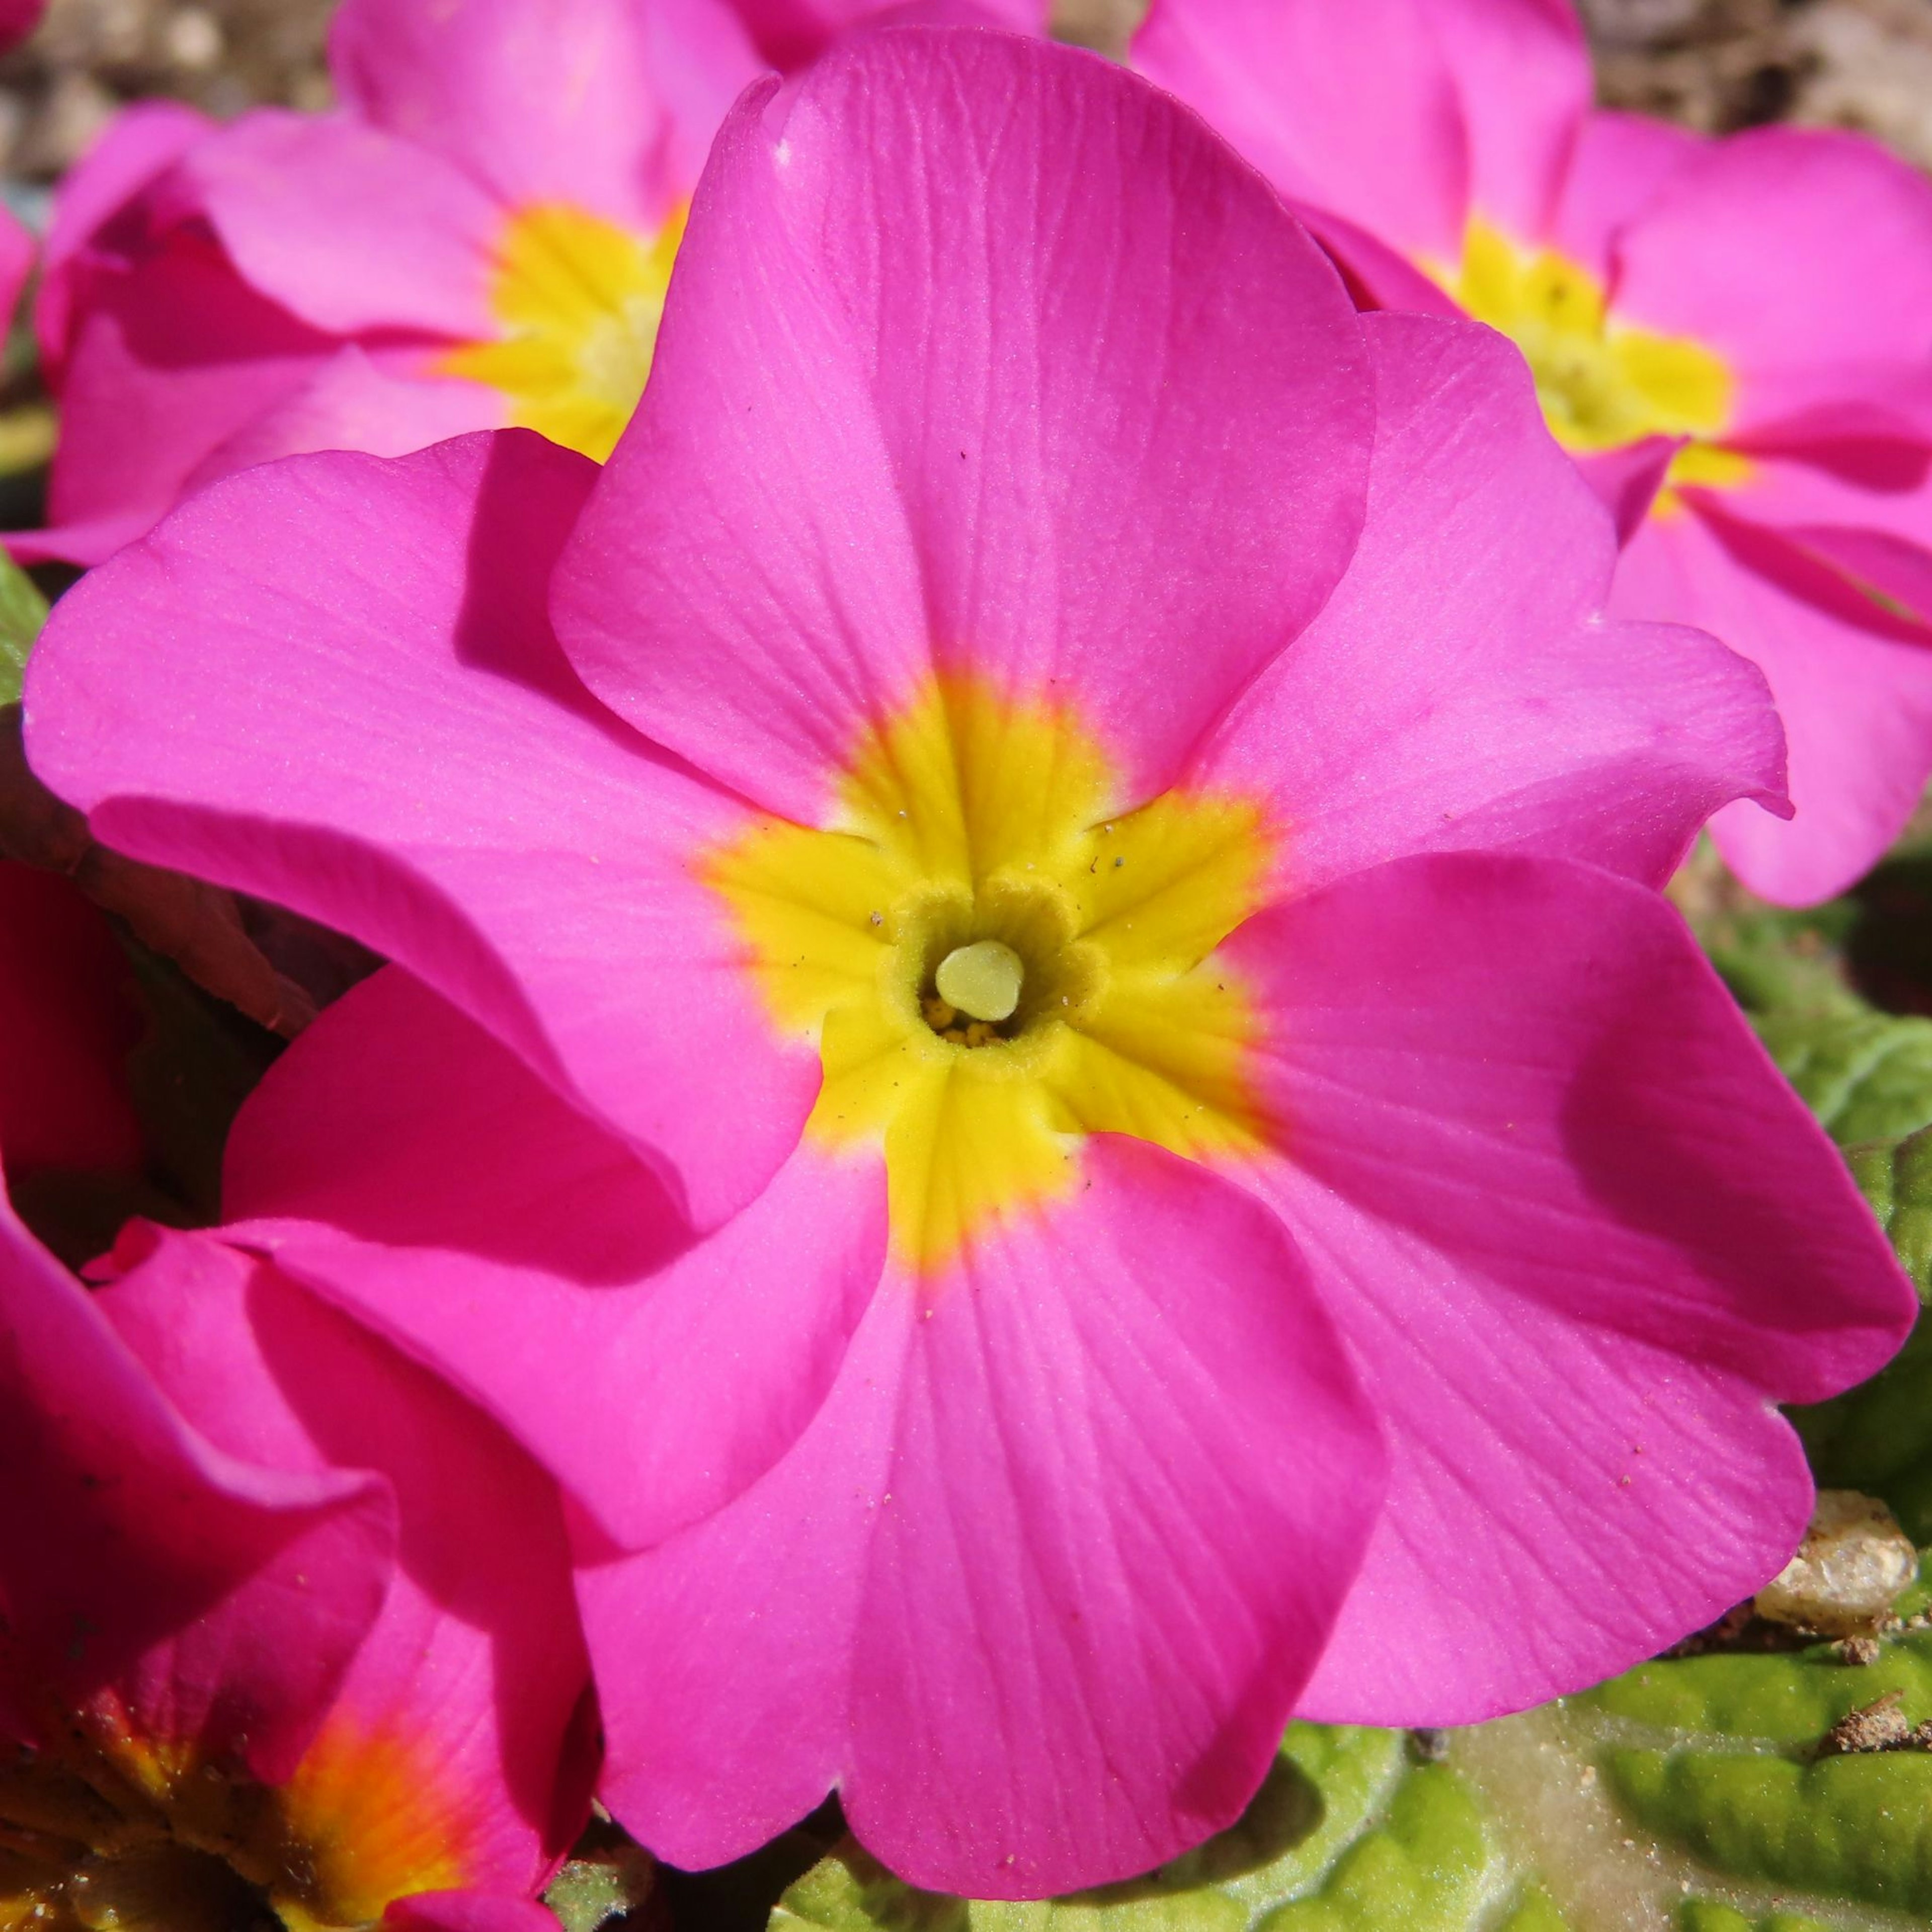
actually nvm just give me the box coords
[24,28,1914,1897]
[16,0,761,565]
[1134,0,1932,907]
[0,1152,592,1925]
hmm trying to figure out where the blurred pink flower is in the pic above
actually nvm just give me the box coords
[1136,0,1932,906]
[25,26,1913,1897]
[0,1150,591,1926]
[17,0,1037,568]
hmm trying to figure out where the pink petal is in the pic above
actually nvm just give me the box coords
[1615,501,1932,905]
[1132,0,1468,263]
[181,110,499,339]
[1220,850,1914,1722]
[26,433,817,1228]
[1417,0,1587,244]
[554,28,1373,821]
[735,0,1045,67]
[1549,108,1703,280]
[223,967,884,1549]
[183,344,505,492]
[1713,439,1932,627]
[99,1226,593,1894]
[20,228,339,567]
[1571,433,1684,544]
[1609,125,1932,433]
[386,1896,562,1932]
[1193,313,1784,891]
[330,0,760,226]
[587,1140,1384,1897]
[0,861,142,1179]
[0,1196,392,1779]
[36,100,213,374]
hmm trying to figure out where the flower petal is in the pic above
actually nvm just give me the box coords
[223,967,885,1550]
[1548,108,1703,281]
[0,1195,392,1780]
[26,433,816,1228]
[1614,500,1932,905]
[1220,850,1914,1722]
[587,1139,1383,1898]
[1132,0,1467,262]
[385,1895,564,1932]
[98,1226,593,1901]
[1609,125,1932,432]
[181,110,500,339]
[183,344,505,492]
[554,28,1373,820]
[330,0,759,226]
[36,99,212,375]
[1193,313,1784,891]
[21,230,339,567]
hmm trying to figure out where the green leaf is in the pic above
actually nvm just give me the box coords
[0,550,47,705]
[1752,1006,1932,1147]
[776,1598,1932,1932]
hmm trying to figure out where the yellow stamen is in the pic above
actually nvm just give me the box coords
[706,676,1276,1274]
[438,201,686,463]
[1435,217,1749,507]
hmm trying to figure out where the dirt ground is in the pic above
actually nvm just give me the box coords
[4,0,1932,192]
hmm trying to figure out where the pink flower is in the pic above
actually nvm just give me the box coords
[19,0,758,566]
[24,27,1912,1896]
[1134,0,1932,907]
[0,1156,592,1924]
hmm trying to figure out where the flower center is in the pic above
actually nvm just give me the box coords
[0,1698,465,1932]
[707,676,1277,1274]
[1439,217,1750,502]
[436,200,687,463]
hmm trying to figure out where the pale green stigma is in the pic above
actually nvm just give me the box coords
[935,939,1024,1023]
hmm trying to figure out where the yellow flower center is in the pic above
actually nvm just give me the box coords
[437,201,686,464]
[0,1697,466,1931]
[706,676,1277,1275]
[1441,217,1750,504]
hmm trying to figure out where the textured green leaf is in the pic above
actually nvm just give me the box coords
[1752,1006,1932,1146]
[776,1598,1932,1932]
[0,552,46,706]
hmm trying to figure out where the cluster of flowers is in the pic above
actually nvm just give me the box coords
[5,0,1932,1920]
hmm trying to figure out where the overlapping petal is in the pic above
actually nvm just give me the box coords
[330,0,760,226]
[96,1225,592,1902]
[1191,312,1785,890]
[26,432,818,1227]
[1609,127,1932,433]
[1220,852,1912,1721]
[0,1190,393,1782]
[586,1139,1384,1897]
[1615,501,1932,906]
[223,968,886,1549]
[555,27,1374,821]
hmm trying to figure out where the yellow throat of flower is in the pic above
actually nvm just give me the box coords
[706,677,1277,1276]
[1443,217,1749,500]
[438,201,687,464]
[0,1699,467,1932]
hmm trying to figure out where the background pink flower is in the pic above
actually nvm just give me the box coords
[22,24,1913,1899]
[1134,0,1932,907]
[0,961,593,1932]
[16,0,759,565]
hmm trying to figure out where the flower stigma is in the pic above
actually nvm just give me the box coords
[706,676,1278,1274]
[436,200,687,462]
[1439,217,1752,507]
